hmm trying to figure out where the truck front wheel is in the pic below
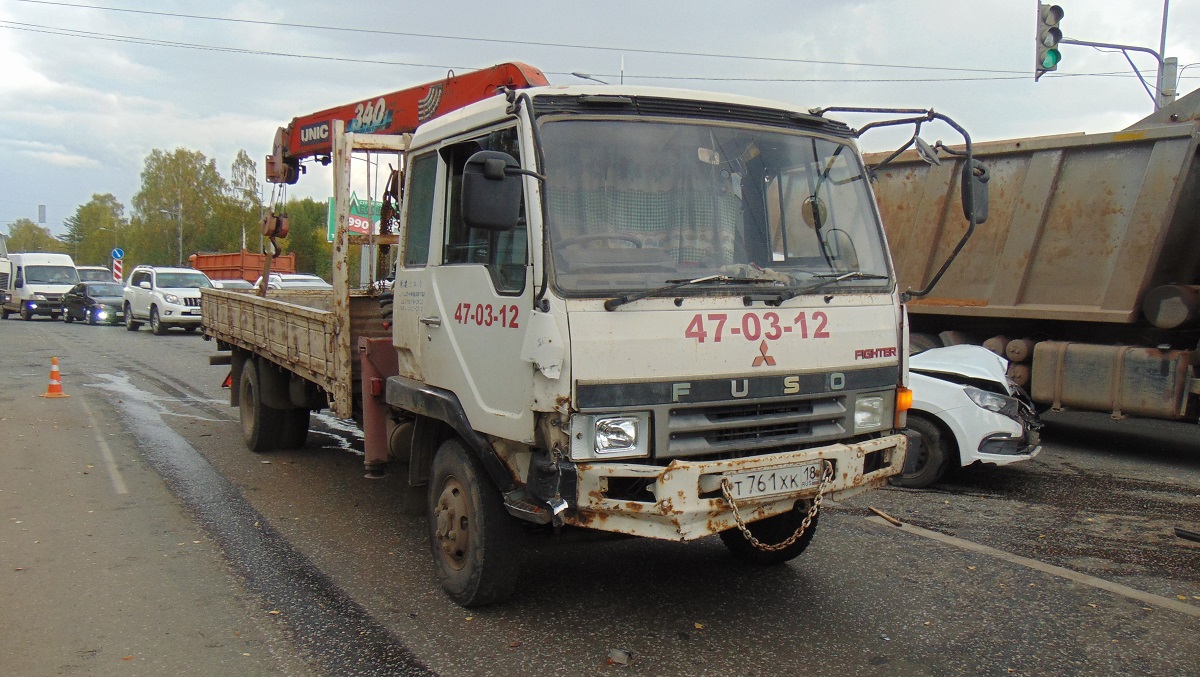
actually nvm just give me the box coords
[428,439,522,607]
[239,360,284,452]
[719,502,820,566]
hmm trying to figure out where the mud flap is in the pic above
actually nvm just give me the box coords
[902,429,925,475]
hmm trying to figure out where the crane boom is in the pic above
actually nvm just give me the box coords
[266,62,549,184]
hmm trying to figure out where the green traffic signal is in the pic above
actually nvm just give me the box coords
[1040,49,1061,69]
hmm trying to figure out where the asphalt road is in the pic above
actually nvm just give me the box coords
[2,315,1197,675]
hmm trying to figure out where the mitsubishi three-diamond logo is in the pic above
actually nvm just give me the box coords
[752,340,776,367]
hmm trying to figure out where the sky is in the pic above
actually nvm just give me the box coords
[1,0,1196,238]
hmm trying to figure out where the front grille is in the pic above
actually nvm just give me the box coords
[183,297,201,307]
[663,394,848,460]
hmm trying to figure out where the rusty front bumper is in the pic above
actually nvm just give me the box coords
[565,434,906,541]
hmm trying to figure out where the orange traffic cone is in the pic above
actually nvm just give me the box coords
[39,357,70,399]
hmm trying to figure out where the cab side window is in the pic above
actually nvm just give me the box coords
[402,152,437,268]
[440,127,527,295]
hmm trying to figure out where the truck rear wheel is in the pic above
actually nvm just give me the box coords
[719,502,820,566]
[279,408,310,449]
[239,360,284,452]
[428,438,522,607]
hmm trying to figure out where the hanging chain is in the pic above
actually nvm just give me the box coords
[720,460,834,552]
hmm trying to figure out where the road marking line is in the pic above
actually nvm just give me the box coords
[78,395,129,495]
[866,516,1200,618]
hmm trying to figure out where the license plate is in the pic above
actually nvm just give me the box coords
[723,461,823,500]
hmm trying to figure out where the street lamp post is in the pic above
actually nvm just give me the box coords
[159,204,183,266]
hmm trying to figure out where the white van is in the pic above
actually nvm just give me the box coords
[1,252,80,320]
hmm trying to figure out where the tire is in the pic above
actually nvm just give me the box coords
[239,360,284,452]
[184,325,198,333]
[0,308,7,320]
[20,307,32,321]
[150,306,167,335]
[279,408,310,449]
[719,502,820,566]
[125,303,141,331]
[428,439,522,607]
[893,414,952,489]
[63,309,73,323]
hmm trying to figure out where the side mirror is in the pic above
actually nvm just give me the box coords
[14,276,22,289]
[139,281,151,290]
[914,137,941,166]
[961,159,989,225]
[462,150,522,231]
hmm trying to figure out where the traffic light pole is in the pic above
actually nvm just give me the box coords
[1058,38,1165,111]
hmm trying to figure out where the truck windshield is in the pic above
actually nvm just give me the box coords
[540,118,891,296]
[26,265,80,285]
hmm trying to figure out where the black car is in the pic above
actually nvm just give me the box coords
[62,282,126,325]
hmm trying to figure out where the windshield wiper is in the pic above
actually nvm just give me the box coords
[806,270,889,293]
[773,270,890,302]
[604,275,779,311]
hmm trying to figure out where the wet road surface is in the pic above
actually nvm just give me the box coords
[3,317,1197,675]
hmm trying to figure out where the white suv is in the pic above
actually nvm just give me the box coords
[124,265,212,335]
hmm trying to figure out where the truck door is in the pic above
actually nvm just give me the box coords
[400,128,536,444]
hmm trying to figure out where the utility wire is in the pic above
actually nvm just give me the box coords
[0,20,1140,83]
[13,0,1034,76]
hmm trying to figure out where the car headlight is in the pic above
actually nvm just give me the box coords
[34,294,46,300]
[854,395,886,432]
[964,386,1020,418]
[163,293,179,304]
[569,412,651,460]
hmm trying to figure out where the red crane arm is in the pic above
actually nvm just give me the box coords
[266,62,549,184]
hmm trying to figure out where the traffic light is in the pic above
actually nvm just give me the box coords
[1035,3,1064,81]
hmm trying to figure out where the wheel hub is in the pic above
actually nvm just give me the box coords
[434,478,470,570]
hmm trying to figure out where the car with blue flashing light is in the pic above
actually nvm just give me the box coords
[894,344,1042,488]
[62,281,126,325]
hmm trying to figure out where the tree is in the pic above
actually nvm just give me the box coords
[6,218,64,253]
[228,149,261,250]
[130,148,229,266]
[61,194,127,266]
[280,197,334,279]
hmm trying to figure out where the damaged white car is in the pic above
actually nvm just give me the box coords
[895,344,1042,488]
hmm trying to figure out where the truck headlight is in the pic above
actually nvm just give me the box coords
[596,417,638,455]
[34,294,46,301]
[965,387,1020,418]
[854,395,886,432]
[163,293,179,304]
[569,412,651,460]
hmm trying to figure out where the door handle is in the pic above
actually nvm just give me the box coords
[419,316,442,327]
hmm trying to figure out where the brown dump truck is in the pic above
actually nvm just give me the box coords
[868,89,1200,423]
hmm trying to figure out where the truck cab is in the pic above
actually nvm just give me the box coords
[385,86,911,601]
[1,252,80,320]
